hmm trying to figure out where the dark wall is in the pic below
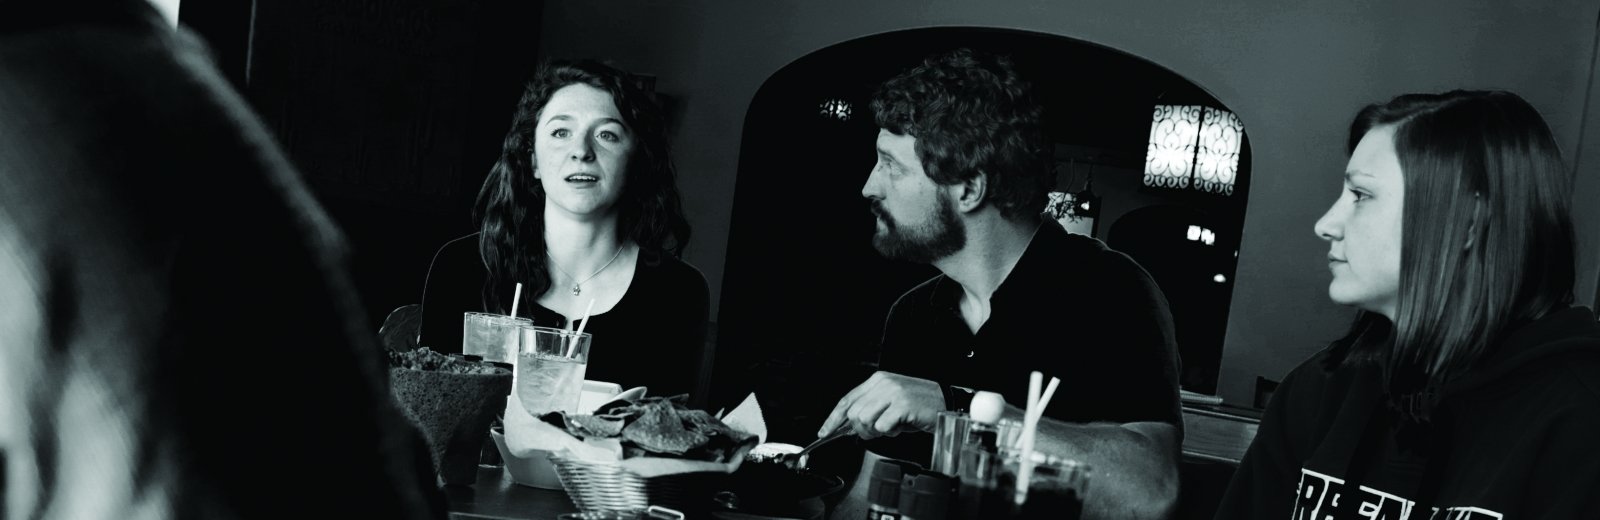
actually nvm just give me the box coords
[176,0,251,89]
[537,0,1600,407]
[712,27,1252,436]
[1577,12,1600,313]
[184,0,545,332]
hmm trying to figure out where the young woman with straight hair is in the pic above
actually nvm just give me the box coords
[1216,90,1600,518]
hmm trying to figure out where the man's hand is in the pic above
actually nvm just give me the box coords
[818,371,944,439]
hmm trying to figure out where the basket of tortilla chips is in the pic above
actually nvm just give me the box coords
[539,395,759,514]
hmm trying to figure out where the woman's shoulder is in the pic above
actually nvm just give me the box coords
[1271,345,1372,407]
[1253,345,1383,460]
[627,250,709,317]
[638,250,709,290]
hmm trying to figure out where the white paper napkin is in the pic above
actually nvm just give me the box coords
[503,392,623,461]
[719,393,767,445]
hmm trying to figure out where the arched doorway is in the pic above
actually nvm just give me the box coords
[1108,205,1239,393]
[712,27,1251,441]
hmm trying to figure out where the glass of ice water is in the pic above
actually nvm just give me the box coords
[515,325,591,417]
[462,312,531,364]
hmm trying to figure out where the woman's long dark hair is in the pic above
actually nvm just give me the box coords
[472,59,690,312]
[1327,90,1576,420]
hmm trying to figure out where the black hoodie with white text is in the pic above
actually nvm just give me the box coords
[1215,306,1600,519]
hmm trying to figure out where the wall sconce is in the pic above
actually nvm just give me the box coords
[1074,177,1100,219]
[1046,171,1101,237]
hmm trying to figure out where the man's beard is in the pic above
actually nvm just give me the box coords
[870,194,965,264]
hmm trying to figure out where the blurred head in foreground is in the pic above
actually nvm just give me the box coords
[0,2,445,518]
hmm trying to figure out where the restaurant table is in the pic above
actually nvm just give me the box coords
[445,466,578,520]
[445,465,832,520]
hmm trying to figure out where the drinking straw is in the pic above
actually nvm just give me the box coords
[568,299,596,358]
[509,282,523,319]
[1037,378,1060,423]
[1013,372,1042,486]
[509,282,524,394]
[1015,373,1062,506]
[1027,372,1042,417]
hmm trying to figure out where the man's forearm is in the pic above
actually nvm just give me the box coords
[999,405,1179,520]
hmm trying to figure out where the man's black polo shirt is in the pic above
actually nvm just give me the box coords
[864,220,1182,464]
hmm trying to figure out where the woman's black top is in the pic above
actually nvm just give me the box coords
[418,234,711,400]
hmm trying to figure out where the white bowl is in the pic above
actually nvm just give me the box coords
[578,380,625,412]
[490,428,564,489]
[748,442,802,463]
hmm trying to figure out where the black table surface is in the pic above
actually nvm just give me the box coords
[445,465,832,520]
[445,466,578,520]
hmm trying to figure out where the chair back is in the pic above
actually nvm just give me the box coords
[380,304,423,351]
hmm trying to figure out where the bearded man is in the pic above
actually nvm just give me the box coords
[819,48,1185,520]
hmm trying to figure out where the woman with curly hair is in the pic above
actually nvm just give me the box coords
[419,59,709,401]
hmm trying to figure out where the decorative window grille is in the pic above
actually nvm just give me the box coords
[1143,105,1243,195]
[1144,105,1200,189]
[1195,108,1243,195]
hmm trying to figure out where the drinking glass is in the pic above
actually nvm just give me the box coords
[958,446,1090,520]
[463,312,531,363]
[931,411,970,476]
[515,325,591,416]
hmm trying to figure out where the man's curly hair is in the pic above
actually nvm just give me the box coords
[870,48,1051,219]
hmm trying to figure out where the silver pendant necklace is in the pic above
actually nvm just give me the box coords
[548,245,625,296]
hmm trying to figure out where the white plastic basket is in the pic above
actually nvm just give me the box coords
[549,452,709,514]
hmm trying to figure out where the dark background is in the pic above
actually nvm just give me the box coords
[176,9,1254,444]
[181,0,544,335]
[713,27,1252,443]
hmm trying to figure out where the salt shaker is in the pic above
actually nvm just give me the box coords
[957,391,1008,519]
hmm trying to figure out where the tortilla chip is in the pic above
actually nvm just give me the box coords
[537,411,568,430]
[533,394,755,462]
[681,409,722,432]
[675,409,758,463]
[567,414,626,438]
[621,400,707,455]
[593,400,639,418]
